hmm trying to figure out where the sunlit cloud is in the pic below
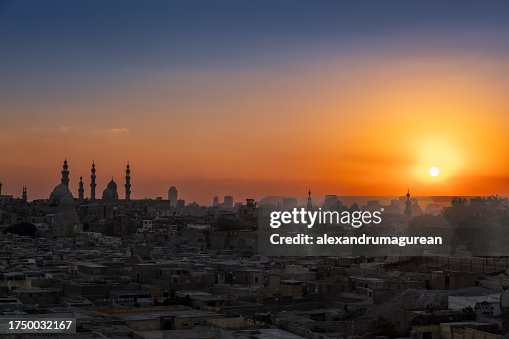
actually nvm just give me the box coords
[92,127,131,134]
[59,126,71,133]
[110,128,130,133]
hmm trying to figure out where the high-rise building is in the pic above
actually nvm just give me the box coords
[213,196,219,207]
[168,186,178,207]
[224,195,234,208]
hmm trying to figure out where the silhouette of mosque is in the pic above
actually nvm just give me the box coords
[47,159,132,237]
[49,159,131,205]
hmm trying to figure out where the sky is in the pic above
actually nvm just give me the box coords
[1,0,509,204]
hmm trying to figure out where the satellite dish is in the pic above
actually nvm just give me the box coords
[502,278,509,289]
[501,290,509,309]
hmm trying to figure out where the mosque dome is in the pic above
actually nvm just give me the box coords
[49,183,73,205]
[102,179,119,201]
[106,179,117,191]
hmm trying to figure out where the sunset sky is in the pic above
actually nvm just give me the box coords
[1,0,509,204]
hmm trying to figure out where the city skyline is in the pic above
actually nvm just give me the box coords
[2,1,509,202]
[1,158,245,205]
[1,157,508,206]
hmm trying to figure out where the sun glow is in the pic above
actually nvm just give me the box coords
[428,166,440,177]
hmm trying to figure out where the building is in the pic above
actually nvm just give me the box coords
[168,187,178,207]
[102,179,119,202]
[223,196,233,208]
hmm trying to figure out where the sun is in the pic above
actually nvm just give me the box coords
[428,166,440,177]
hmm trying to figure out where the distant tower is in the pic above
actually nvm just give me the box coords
[306,189,313,209]
[61,158,69,187]
[0,182,2,196]
[213,196,219,207]
[404,189,412,218]
[90,161,96,200]
[168,186,177,207]
[224,195,234,208]
[22,186,27,201]
[78,176,84,201]
[125,162,131,201]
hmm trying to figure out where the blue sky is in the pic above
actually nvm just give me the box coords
[2,0,509,89]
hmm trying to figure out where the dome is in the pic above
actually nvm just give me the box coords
[102,179,119,201]
[107,180,117,191]
[49,183,73,204]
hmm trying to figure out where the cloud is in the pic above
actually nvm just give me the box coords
[59,126,71,133]
[110,128,131,133]
[92,127,131,134]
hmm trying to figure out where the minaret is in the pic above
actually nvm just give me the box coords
[78,176,84,201]
[22,186,27,201]
[306,189,313,210]
[404,189,412,218]
[90,161,96,200]
[61,158,69,187]
[125,162,131,201]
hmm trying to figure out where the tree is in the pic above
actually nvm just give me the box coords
[3,222,37,237]
[443,196,509,255]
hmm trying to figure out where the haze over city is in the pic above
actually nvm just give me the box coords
[2,1,509,203]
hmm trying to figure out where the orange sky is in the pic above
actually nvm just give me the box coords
[2,52,509,204]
